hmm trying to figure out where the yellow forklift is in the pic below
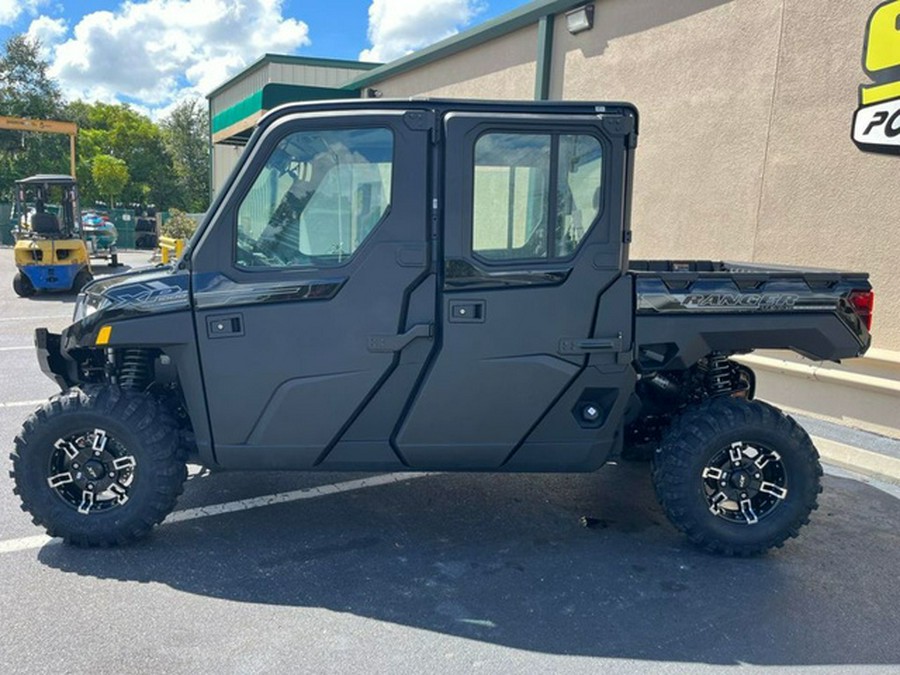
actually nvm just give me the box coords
[11,175,92,297]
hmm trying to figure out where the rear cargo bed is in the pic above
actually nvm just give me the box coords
[629,260,871,369]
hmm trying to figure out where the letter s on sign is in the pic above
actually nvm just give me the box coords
[854,1,900,153]
[864,0,900,78]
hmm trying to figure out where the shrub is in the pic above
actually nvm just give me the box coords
[161,208,198,239]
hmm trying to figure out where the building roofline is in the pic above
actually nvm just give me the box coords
[207,53,382,100]
[343,0,587,90]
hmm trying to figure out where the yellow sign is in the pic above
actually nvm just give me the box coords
[854,1,900,154]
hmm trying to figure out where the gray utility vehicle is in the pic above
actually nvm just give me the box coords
[11,100,873,555]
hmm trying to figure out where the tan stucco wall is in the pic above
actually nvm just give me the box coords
[554,0,900,351]
[555,0,778,261]
[753,0,900,351]
[369,25,538,99]
[367,0,900,351]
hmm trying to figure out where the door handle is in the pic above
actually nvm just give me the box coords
[448,300,485,323]
[368,323,433,352]
[206,314,244,339]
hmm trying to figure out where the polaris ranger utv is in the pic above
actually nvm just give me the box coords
[11,99,873,555]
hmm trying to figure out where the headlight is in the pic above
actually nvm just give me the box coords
[72,295,100,322]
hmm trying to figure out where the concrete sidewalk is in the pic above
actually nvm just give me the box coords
[792,411,900,486]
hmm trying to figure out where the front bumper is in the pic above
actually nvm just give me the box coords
[35,328,73,391]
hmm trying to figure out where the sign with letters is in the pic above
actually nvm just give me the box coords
[853,1,900,154]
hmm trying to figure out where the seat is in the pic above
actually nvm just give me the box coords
[31,212,61,235]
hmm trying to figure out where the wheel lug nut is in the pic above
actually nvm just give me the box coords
[720,481,727,487]
[741,492,748,499]
[109,472,115,478]
[72,463,80,469]
[754,473,760,479]
[87,484,94,490]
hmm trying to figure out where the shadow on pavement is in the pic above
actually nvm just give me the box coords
[37,463,900,666]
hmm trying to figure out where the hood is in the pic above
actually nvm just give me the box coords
[74,264,191,327]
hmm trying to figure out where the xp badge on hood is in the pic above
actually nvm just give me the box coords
[853,1,900,154]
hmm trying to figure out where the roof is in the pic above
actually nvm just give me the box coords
[258,97,638,130]
[342,0,587,90]
[16,174,76,186]
[207,54,382,100]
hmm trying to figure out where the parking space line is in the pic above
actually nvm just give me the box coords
[0,316,71,323]
[0,346,33,352]
[0,400,45,409]
[0,471,436,555]
[0,535,53,554]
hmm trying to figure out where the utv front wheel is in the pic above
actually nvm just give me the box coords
[10,387,187,546]
[652,398,822,556]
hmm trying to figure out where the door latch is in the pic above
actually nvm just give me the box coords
[206,314,244,339]
[558,334,623,355]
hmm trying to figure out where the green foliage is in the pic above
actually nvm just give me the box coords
[0,35,68,199]
[0,34,212,212]
[91,154,129,207]
[65,101,178,208]
[161,98,210,213]
[161,208,199,239]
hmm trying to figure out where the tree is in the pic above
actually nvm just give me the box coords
[92,154,129,207]
[161,98,210,212]
[0,35,68,199]
[65,101,179,208]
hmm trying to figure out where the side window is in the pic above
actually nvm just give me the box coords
[236,127,393,269]
[472,131,602,262]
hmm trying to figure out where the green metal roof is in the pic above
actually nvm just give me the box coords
[207,53,381,100]
[342,0,587,90]
[212,83,360,138]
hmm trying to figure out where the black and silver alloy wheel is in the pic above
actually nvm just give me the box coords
[652,397,822,556]
[702,441,788,525]
[11,386,186,547]
[47,428,137,515]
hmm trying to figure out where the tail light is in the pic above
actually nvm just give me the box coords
[847,290,874,332]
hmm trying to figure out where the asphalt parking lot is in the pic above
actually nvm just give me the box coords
[0,249,898,674]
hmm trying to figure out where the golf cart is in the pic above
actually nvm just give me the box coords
[11,174,92,297]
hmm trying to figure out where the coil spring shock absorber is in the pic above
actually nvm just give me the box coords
[119,349,153,390]
[706,353,733,396]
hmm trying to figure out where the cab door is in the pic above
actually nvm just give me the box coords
[190,110,434,468]
[396,111,634,469]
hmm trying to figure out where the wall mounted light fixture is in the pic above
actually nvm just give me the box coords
[565,4,594,35]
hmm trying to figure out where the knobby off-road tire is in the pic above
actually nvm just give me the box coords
[10,386,187,547]
[12,272,35,298]
[652,397,822,556]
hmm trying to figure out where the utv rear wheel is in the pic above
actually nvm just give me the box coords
[652,397,822,556]
[12,272,35,297]
[10,387,187,546]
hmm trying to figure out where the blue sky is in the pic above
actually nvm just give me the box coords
[0,0,529,117]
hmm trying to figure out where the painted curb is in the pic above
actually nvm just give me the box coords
[812,435,900,486]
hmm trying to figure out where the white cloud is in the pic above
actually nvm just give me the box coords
[47,0,310,115]
[359,0,484,63]
[0,0,45,26]
[25,15,67,58]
